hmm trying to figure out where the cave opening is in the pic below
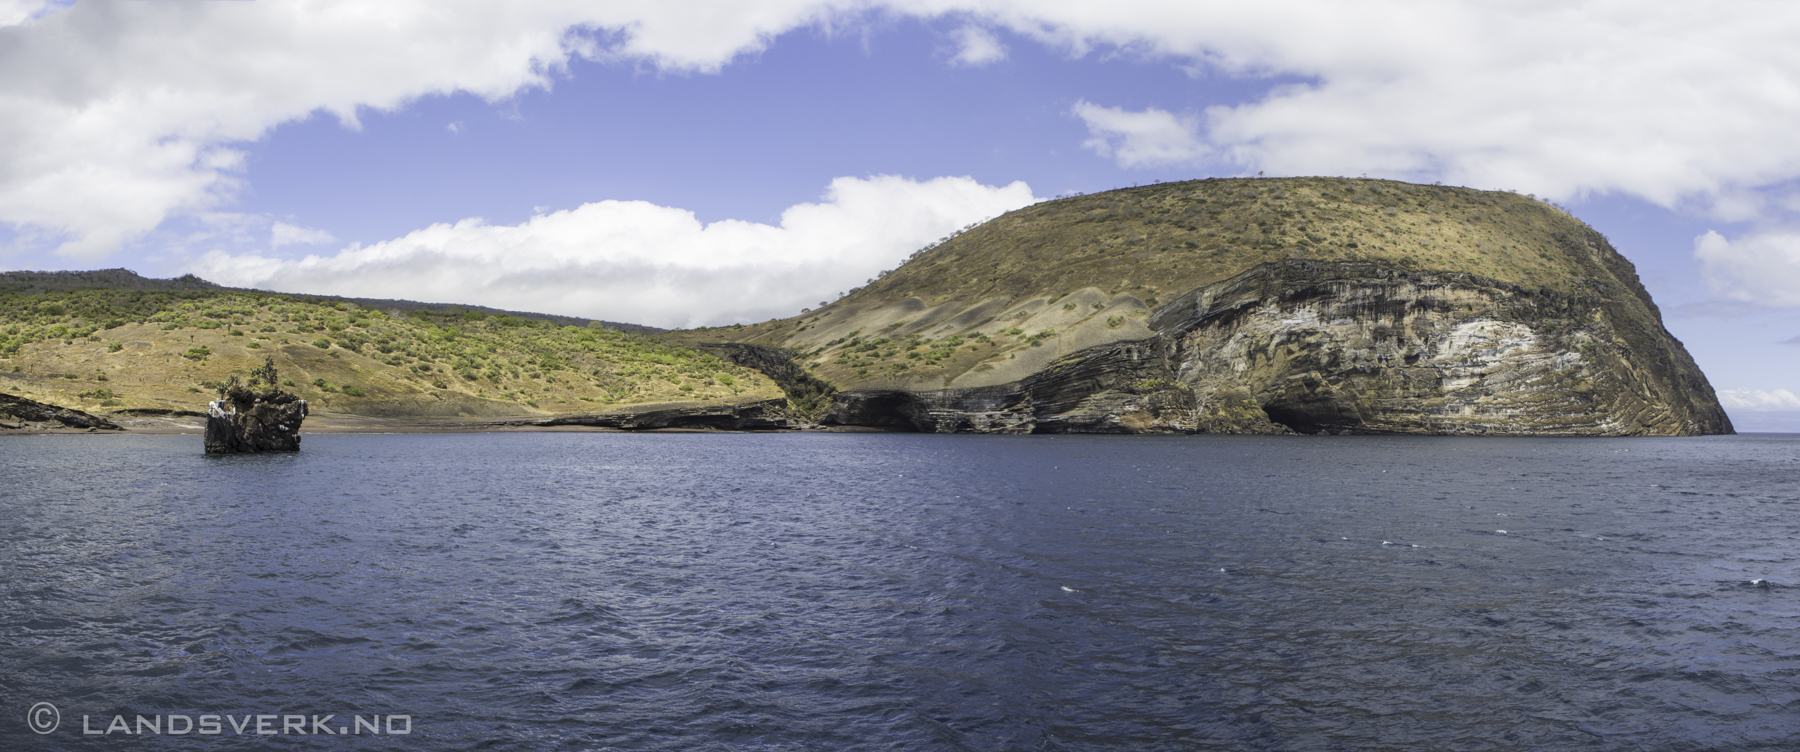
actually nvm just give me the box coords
[1261,397,1360,435]
[841,392,924,431]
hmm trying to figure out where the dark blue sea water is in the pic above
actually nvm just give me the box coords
[2,432,1798,750]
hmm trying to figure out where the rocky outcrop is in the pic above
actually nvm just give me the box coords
[0,393,122,431]
[1155,260,1729,435]
[531,398,797,431]
[205,395,308,452]
[204,359,308,453]
[700,344,837,415]
[684,178,1734,436]
[775,259,1731,435]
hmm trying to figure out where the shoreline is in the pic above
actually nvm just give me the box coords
[0,412,895,435]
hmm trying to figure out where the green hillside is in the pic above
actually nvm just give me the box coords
[0,288,777,418]
[673,177,1661,392]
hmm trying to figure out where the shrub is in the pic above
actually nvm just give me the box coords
[107,342,123,352]
[182,346,211,361]
[312,338,331,349]
[342,386,365,397]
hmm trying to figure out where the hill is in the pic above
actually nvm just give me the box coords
[0,269,662,333]
[0,287,777,421]
[674,177,1731,436]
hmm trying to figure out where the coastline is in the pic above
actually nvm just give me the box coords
[0,412,890,435]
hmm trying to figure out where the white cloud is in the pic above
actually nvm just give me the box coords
[1717,389,1800,412]
[947,24,1005,66]
[1072,100,1207,168]
[0,0,61,28]
[7,1,1800,261]
[270,222,336,248]
[192,175,1038,329]
[1693,230,1800,308]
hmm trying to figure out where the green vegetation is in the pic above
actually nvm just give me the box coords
[675,177,1645,392]
[0,288,776,415]
[866,177,1604,303]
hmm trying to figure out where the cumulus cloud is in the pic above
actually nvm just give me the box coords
[1717,389,1800,412]
[7,1,1800,261]
[984,1,1800,212]
[1693,230,1800,308]
[947,24,1005,66]
[192,175,1037,329]
[0,0,60,27]
[270,222,336,248]
[1072,100,1208,168]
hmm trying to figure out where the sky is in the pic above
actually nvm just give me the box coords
[1,1,1798,430]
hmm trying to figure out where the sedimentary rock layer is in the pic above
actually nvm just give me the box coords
[0,392,121,431]
[802,260,1729,435]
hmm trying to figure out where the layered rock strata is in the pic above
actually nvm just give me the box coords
[0,393,122,431]
[530,398,796,431]
[771,260,1730,435]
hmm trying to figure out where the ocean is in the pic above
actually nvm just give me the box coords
[2,432,1796,750]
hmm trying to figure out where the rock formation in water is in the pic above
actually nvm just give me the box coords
[679,177,1732,436]
[204,358,308,453]
[0,392,122,431]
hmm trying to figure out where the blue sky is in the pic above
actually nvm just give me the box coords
[2,1,1798,429]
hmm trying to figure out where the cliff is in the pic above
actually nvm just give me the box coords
[678,178,1731,436]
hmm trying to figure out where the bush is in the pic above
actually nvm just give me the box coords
[342,386,365,397]
[312,338,331,349]
[182,346,211,361]
[107,342,123,352]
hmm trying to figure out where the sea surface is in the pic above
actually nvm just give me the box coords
[2,432,1798,750]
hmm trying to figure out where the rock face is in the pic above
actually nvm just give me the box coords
[532,398,796,431]
[805,260,1729,435]
[204,393,307,453]
[0,393,122,431]
[692,178,1733,436]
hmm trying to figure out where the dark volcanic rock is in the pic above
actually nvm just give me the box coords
[533,399,796,431]
[724,258,1732,436]
[702,178,1733,436]
[205,396,308,453]
[0,393,122,430]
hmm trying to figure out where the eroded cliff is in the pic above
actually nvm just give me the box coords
[680,178,1730,435]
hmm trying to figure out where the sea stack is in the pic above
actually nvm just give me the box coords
[204,357,307,453]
